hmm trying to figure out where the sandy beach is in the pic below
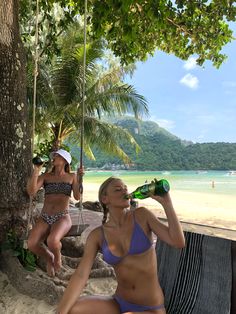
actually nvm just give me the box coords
[0,271,117,314]
[0,183,235,313]
[82,182,236,233]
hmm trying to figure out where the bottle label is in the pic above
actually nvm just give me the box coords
[139,184,150,196]
[149,182,156,194]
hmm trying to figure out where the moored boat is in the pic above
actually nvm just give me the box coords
[227,170,236,176]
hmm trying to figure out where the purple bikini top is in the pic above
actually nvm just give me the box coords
[101,213,152,265]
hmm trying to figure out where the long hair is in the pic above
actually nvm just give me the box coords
[49,163,71,173]
[98,176,119,224]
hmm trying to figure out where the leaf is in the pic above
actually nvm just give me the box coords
[12,250,21,257]
[25,252,36,265]
[0,241,12,250]
[24,265,36,272]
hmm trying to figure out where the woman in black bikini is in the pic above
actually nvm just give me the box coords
[27,149,82,277]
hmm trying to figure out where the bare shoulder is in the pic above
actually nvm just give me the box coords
[88,226,102,238]
[132,208,158,236]
[70,172,76,179]
[133,206,152,219]
[70,172,77,182]
[38,172,48,182]
[85,226,102,247]
[78,227,102,268]
[42,172,52,180]
[133,207,157,227]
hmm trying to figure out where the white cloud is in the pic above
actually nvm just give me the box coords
[183,57,197,70]
[150,116,175,130]
[180,73,199,89]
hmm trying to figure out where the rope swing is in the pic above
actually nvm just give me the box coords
[24,1,88,239]
[24,0,40,247]
[73,0,88,234]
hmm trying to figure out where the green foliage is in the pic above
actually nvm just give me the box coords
[27,23,148,162]
[19,0,236,66]
[20,0,84,61]
[1,231,37,272]
[76,117,236,170]
[33,137,52,159]
[90,0,236,66]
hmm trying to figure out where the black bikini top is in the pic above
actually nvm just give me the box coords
[44,182,72,196]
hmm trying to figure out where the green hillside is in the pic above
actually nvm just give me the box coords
[70,117,236,170]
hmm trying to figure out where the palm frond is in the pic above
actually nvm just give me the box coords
[68,115,141,162]
[28,23,149,162]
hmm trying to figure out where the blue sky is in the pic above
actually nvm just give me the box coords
[127,26,236,144]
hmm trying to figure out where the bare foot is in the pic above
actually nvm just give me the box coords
[46,252,55,277]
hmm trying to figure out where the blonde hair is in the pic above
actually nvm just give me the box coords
[98,176,119,224]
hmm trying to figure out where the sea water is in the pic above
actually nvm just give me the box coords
[84,170,236,196]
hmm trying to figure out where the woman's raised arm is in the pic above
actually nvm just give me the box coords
[26,165,44,197]
[72,168,84,200]
[145,193,185,248]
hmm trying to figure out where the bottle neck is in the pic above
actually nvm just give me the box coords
[123,193,132,200]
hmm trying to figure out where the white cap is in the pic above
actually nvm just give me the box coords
[51,149,72,164]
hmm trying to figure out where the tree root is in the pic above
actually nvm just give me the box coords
[0,239,115,305]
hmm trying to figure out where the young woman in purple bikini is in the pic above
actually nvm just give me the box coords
[27,149,83,277]
[57,176,185,314]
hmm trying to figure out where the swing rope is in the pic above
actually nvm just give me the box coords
[77,0,88,228]
[26,1,88,238]
[24,0,40,243]
[32,0,39,147]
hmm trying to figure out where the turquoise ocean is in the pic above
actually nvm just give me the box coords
[84,170,236,196]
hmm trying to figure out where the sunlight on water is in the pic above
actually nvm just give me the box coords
[84,170,236,195]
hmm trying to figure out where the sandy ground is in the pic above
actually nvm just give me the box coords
[0,271,117,314]
[1,183,235,313]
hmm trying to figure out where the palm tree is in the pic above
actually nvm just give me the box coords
[28,24,149,164]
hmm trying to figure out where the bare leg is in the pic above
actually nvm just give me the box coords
[47,214,72,273]
[68,295,166,314]
[69,295,120,314]
[27,219,55,276]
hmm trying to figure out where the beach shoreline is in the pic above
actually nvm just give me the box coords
[80,182,236,233]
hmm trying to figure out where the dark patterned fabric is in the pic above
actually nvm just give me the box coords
[156,232,232,314]
[41,210,69,225]
[44,182,72,196]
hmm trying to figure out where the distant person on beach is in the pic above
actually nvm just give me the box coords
[26,149,83,277]
[57,176,185,314]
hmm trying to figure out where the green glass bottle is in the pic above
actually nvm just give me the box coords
[126,178,170,200]
[32,155,49,166]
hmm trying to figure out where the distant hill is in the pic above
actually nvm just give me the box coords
[114,116,178,138]
[70,117,236,170]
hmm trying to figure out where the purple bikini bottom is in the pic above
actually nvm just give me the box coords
[113,294,165,313]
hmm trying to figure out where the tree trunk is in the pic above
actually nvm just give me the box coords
[0,0,31,241]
